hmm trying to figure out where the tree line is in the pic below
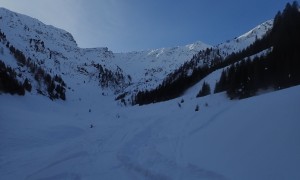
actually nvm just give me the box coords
[133,1,300,105]
[0,60,31,95]
[0,29,67,100]
[214,1,300,99]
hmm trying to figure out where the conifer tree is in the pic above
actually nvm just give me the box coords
[197,81,211,97]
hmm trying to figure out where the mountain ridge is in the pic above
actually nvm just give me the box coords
[0,7,272,102]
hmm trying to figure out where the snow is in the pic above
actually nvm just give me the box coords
[113,41,211,91]
[216,20,273,57]
[1,7,299,180]
[1,83,300,180]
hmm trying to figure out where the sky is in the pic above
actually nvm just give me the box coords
[0,0,294,52]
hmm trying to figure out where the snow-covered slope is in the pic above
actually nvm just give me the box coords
[0,7,128,97]
[113,41,211,91]
[1,82,299,180]
[216,20,273,57]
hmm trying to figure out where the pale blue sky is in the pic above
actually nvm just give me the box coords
[0,0,293,52]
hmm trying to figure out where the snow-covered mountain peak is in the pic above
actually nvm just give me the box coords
[186,40,210,50]
[216,19,273,56]
[142,40,211,58]
[237,19,273,41]
[0,7,78,52]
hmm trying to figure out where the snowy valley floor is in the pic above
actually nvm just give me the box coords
[1,85,300,180]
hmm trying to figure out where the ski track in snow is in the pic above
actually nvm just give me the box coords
[117,118,229,180]
[25,152,88,180]
[189,103,236,136]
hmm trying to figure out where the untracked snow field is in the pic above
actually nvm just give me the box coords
[1,85,300,180]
